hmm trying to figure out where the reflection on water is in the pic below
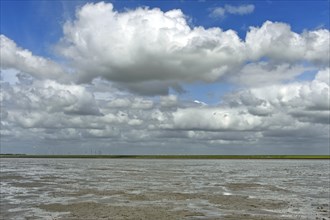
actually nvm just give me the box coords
[0,159,329,219]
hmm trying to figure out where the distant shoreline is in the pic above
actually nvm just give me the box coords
[0,154,329,159]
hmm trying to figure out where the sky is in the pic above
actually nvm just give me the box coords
[0,0,329,155]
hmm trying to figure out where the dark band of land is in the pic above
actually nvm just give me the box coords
[0,154,329,159]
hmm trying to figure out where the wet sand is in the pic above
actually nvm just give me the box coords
[37,192,291,220]
[35,189,329,220]
[1,159,329,219]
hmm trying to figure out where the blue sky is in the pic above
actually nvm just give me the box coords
[0,0,329,154]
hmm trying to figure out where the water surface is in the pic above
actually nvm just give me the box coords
[1,159,329,219]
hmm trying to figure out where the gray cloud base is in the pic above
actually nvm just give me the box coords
[1,69,329,154]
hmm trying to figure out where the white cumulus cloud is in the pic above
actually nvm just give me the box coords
[56,2,246,94]
[0,35,67,81]
[54,2,329,95]
[1,3,328,96]
[245,21,330,65]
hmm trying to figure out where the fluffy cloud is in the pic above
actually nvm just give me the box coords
[56,2,246,94]
[3,79,101,116]
[53,2,328,95]
[1,68,328,153]
[0,35,67,81]
[169,69,329,133]
[245,21,330,65]
[171,108,263,131]
[230,62,308,86]
[1,3,328,95]
[107,97,154,109]
[210,4,255,18]
[225,68,330,124]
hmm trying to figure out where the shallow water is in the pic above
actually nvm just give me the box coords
[0,159,329,219]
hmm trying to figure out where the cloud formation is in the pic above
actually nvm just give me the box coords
[0,2,329,154]
[0,35,67,81]
[210,4,255,18]
[54,2,328,95]
[245,21,330,65]
[57,2,246,94]
[1,69,328,153]
[1,2,328,96]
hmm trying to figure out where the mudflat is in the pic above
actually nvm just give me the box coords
[1,159,329,219]
[37,192,291,220]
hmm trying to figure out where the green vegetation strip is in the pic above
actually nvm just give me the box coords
[0,154,329,159]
